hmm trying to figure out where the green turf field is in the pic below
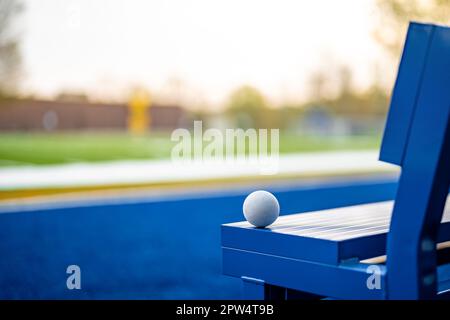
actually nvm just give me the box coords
[0,132,381,166]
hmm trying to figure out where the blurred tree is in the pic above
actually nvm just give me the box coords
[309,70,328,102]
[375,0,450,57]
[56,91,90,102]
[338,65,353,97]
[225,85,276,129]
[0,0,23,98]
[276,104,305,132]
[305,64,389,116]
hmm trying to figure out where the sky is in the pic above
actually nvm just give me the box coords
[21,0,391,109]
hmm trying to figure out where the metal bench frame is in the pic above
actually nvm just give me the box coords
[221,22,450,300]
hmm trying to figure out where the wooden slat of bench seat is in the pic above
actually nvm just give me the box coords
[222,195,450,264]
[360,241,450,265]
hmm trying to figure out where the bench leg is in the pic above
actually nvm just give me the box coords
[241,276,324,300]
[241,276,285,300]
[285,288,324,300]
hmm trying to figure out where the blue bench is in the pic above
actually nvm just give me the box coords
[221,22,450,300]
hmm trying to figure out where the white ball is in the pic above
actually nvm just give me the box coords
[243,190,280,228]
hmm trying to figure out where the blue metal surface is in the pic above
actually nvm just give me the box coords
[0,176,396,299]
[223,248,387,299]
[387,23,450,299]
[241,277,267,299]
[223,199,450,265]
[241,276,316,300]
[380,22,433,166]
[437,263,450,295]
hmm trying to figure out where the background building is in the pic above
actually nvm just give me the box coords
[0,99,188,132]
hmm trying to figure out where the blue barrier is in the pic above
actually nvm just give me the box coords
[0,175,397,299]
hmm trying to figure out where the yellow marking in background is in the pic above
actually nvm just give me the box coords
[0,169,391,203]
[128,88,151,134]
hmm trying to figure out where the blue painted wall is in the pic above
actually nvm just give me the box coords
[0,176,397,299]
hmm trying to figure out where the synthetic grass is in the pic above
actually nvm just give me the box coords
[0,132,381,166]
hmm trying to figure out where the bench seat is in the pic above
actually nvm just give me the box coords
[222,196,450,265]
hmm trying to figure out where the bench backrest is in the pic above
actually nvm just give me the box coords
[379,23,434,165]
[381,22,450,299]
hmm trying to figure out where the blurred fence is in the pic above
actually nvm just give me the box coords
[0,99,187,132]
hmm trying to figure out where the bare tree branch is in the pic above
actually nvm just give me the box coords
[0,0,23,97]
[374,0,450,57]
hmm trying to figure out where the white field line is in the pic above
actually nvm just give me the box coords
[0,151,397,190]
